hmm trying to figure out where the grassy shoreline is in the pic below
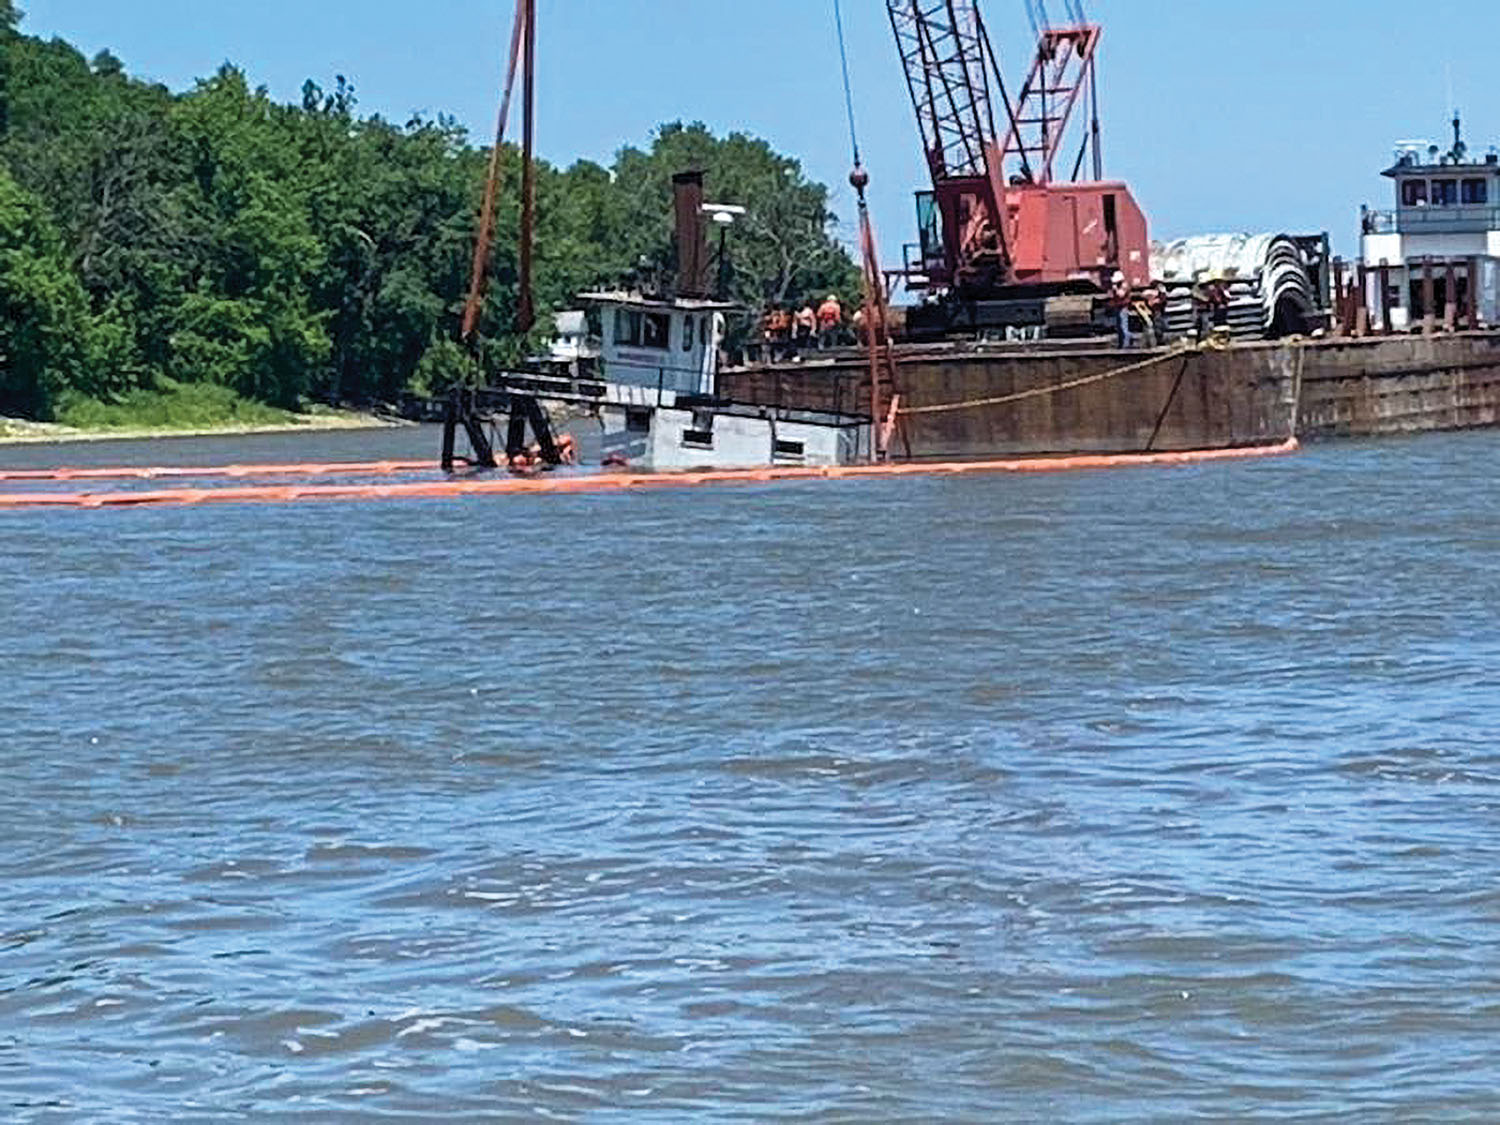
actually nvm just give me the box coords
[0,411,403,446]
[0,382,407,445]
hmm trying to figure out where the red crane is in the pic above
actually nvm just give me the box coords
[887,0,1149,335]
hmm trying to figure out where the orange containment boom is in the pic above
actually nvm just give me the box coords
[0,440,1298,512]
[0,460,439,483]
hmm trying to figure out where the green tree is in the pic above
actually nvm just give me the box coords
[0,1,21,138]
[607,122,861,310]
[0,168,91,418]
[0,20,859,419]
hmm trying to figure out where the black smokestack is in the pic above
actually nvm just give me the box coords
[673,170,709,299]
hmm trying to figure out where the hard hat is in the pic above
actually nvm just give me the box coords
[1111,271,1126,283]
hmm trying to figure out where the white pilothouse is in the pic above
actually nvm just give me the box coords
[1360,115,1500,331]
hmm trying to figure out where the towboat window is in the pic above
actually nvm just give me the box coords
[1402,180,1428,207]
[614,309,642,346]
[585,307,603,340]
[612,310,672,350]
[1462,178,1489,204]
[1433,179,1459,206]
[642,313,670,350]
[683,314,695,352]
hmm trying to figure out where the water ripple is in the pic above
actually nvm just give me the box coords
[2,428,1500,1120]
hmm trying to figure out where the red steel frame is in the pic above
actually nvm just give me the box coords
[995,23,1103,186]
[889,2,1143,294]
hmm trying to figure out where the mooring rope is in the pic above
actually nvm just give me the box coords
[898,344,1203,417]
[1289,339,1307,440]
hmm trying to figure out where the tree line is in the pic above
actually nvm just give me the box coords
[0,4,859,422]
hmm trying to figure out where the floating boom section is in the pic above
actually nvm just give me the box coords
[890,3,1151,303]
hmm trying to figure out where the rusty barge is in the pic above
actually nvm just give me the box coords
[718,329,1500,462]
[710,97,1500,462]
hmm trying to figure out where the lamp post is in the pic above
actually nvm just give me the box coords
[703,203,746,300]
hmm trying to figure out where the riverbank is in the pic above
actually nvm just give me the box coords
[0,411,401,446]
[0,381,405,445]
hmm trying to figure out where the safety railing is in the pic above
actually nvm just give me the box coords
[1393,206,1500,234]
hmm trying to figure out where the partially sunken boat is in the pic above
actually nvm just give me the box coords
[442,169,877,473]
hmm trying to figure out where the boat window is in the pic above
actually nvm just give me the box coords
[682,429,714,449]
[585,307,603,340]
[1433,179,1459,206]
[614,309,643,346]
[625,408,651,433]
[1462,178,1489,204]
[642,313,671,350]
[683,314,695,352]
[1402,180,1428,207]
[773,439,805,459]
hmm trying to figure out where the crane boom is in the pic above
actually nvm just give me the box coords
[998,23,1104,184]
[887,0,998,180]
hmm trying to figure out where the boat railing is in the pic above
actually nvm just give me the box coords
[1396,206,1500,234]
[1365,206,1500,236]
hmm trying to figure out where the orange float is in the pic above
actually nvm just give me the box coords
[0,439,1299,512]
[0,459,438,483]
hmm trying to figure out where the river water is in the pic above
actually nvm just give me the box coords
[2,428,1499,1122]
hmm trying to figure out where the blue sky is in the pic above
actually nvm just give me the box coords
[19,0,1498,262]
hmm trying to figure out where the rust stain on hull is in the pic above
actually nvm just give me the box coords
[1295,332,1500,439]
[722,343,1297,458]
[721,331,1500,458]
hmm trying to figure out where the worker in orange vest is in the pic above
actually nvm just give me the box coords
[771,305,794,362]
[761,304,793,362]
[817,294,844,349]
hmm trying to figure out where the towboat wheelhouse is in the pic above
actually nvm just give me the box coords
[544,290,867,471]
[1361,116,1500,331]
